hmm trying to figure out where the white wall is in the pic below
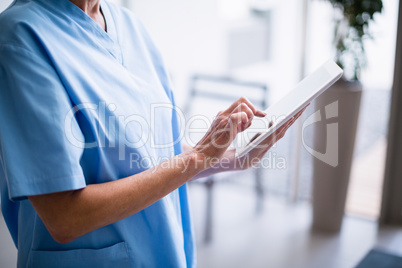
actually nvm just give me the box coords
[128,0,227,105]
[128,0,305,106]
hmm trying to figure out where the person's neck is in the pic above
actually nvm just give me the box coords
[69,0,106,31]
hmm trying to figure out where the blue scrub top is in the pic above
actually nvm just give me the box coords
[0,0,196,267]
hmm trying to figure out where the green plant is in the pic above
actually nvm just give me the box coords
[329,0,383,81]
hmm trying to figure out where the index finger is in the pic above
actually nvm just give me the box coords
[223,97,266,117]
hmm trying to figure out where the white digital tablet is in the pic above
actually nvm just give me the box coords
[235,60,343,158]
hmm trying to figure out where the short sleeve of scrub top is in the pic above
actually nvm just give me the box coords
[0,0,196,267]
[0,45,87,201]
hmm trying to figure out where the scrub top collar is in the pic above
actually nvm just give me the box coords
[34,0,122,63]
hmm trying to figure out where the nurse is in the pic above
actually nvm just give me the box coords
[0,0,304,267]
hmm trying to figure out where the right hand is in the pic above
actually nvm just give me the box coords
[192,97,266,169]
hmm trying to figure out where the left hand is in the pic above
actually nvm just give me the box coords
[234,105,308,169]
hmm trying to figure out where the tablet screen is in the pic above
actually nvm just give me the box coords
[235,60,343,158]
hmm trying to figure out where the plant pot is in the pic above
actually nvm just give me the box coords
[311,79,362,232]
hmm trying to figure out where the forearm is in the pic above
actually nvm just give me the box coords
[188,147,248,180]
[29,151,202,244]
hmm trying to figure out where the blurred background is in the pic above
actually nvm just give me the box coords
[1,0,402,267]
